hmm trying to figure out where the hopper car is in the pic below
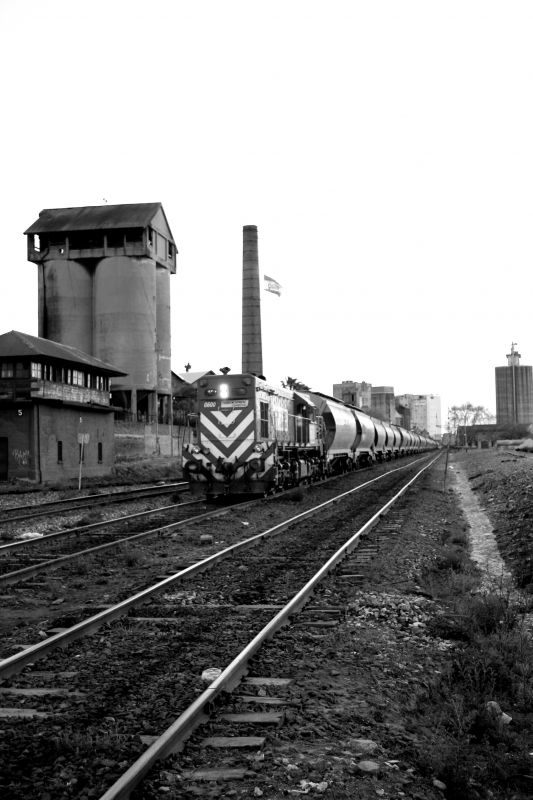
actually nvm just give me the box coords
[182,372,438,497]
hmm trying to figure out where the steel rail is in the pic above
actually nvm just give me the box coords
[99,452,441,800]
[0,454,436,679]
[1,483,187,523]
[0,500,222,587]
[0,499,203,557]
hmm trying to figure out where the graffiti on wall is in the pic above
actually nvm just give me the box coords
[12,448,30,466]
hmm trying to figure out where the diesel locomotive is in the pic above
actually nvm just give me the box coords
[182,372,438,497]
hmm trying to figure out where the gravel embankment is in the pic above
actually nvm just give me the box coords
[2,451,533,800]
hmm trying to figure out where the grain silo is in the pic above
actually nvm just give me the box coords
[495,343,533,425]
[25,203,177,422]
[37,258,93,352]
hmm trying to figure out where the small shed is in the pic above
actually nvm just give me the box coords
[0,330,126,483]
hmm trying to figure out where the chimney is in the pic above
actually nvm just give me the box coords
[242,225,263,376]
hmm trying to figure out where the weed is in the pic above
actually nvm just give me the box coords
[285,488,304,502]
[435,546,469,572]
[72,560,89,577]
[118,546,146,568]
[77,511,104,526]
[54,726,129,755]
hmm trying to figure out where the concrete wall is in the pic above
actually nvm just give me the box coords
[0,403,115,483]
[114,422,194,460]
[0,404,33,480]
[38,405,115,482]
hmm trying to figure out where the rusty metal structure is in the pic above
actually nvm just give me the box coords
[25,203,177,422]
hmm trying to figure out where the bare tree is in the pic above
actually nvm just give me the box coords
[449,403,495,445]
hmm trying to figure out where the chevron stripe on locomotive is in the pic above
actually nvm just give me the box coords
[182,373,438,497]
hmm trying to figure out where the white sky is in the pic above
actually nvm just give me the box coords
[2,0,533,428]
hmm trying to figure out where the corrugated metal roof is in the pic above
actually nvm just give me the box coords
[24,203,173,237]
[0,331,127,376]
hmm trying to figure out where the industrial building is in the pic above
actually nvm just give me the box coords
[0,330,125,482]
[332,376,441,436]
[332,380,371,408]
[495,344,533,425]
[371,386,399,424]
[24,203,177,424]
[396,393,442,438]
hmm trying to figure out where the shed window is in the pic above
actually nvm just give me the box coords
[57,441,63,463]
[106,230,125,248]
[31,362,42,379]
[44,364,58,382]
[98,442,103,463]
[1,362,14,378]
[125,228,143,244]
[167,241,173,259]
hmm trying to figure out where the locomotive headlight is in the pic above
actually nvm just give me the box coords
[219,383,229,399]
[254,443,264,452]
[192,446,201,454]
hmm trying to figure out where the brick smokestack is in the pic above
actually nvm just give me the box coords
[242,225,263,376]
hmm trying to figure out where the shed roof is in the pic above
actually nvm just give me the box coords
[24,203,175,241]
[0,331,127,376]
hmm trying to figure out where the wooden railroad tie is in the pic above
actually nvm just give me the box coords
[200,736,266,748]
[181,767,250,781]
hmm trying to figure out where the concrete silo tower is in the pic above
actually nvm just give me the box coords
[25,203,177,422]
[495,343,533,425]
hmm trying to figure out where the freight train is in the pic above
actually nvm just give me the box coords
[182,372,438,497]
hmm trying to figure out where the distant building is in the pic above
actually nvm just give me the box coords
[462,423,532,448]
[395,394,441,437]
[25,203,177,424]
[332,380,371,407]
[371,386,399,424]
[0,330,125,482]
[495,343,533,425]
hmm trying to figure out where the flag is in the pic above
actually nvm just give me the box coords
[264,274,282,296]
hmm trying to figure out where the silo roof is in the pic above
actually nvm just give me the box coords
[24,203,176,242]
[0,331,127,376]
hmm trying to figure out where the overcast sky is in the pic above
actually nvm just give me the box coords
[1,0,532,427]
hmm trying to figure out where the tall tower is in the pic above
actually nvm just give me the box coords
[25,203,177,422]
[495,343,533,425]
[241,225,263,376]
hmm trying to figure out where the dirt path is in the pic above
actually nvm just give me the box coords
[451,461,513,589]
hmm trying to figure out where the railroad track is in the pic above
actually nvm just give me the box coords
[0,498,208,587]
[0,454,440,799]
[0,481,188,525]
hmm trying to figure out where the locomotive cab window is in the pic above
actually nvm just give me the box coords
[260,401,269,438]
